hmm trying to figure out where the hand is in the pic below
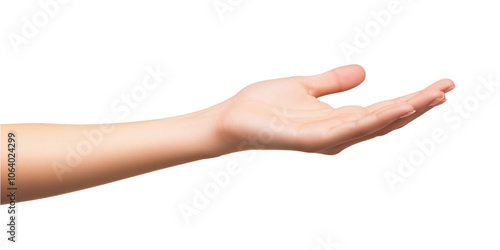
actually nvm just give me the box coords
[215,64,455,155]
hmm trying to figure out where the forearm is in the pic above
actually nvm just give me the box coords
[0,104,227,204]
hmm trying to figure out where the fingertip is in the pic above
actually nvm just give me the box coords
[398,104,416,118]
[425,89,445,99]
[441,78,455,92]
[305,64,367,97]
[344,64,366,81]
[409,89,445,108]
[427,78,455,93]
[334,64,366,89]
[389,103,415,118]
[402,103,415,112]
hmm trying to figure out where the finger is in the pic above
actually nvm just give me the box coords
[320,92,447,155]
[393,89,444,113]
[301,64,366,98]
[374,94,446,134]
[320,106,432,155]
[321,105,439,155]
[366,78,454,113]
[323,102,415,147]
[368,92,446,135]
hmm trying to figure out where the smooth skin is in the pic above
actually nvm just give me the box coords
[0,64,454,204]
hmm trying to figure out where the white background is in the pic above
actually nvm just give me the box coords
[1,0,499,249]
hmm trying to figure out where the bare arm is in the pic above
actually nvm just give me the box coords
[0,65,454,204]
[1,106,226,203]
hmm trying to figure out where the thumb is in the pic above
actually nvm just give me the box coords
[301,64,366,98]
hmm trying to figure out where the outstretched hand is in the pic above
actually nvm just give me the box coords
[0,64,455,203]
[216,65,454,155]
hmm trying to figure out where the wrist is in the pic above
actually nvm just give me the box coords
[184,101,235,158]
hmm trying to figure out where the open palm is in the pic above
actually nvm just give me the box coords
[217,65,454,155]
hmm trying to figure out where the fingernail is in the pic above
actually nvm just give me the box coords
[428,96,446,107]
[444,85,455,93]
[399,110,416,118]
